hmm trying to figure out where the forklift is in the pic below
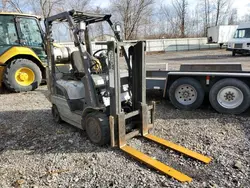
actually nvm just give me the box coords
[45,10,211,182]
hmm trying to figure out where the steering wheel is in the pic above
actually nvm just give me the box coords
[93,49,107,58]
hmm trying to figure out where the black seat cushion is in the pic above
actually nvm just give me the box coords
[70,51,92,79]
[71,51,85,73]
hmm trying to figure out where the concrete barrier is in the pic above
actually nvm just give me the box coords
[60,38,220,52]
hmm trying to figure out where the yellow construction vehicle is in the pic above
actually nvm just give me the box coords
[0,12,46,92]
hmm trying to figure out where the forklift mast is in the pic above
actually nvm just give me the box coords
[106,40,149,146]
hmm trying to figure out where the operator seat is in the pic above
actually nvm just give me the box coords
[71,51,92,79]
[54,51,93,111]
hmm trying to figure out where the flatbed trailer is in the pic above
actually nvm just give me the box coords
[146,63,250,114]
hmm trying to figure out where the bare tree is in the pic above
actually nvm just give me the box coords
[160,4,180,37]
[214,0,230,26]
[29,0,64,18]
[87,6,106,41]
[203,0,212,35]
[1,0,24,12]
[196,0,231,36]
[111,0,154,40]
[187,6,204,37]
[161,0,188,38]
[243,14,250,22]
[66,0,92,11]
[172,0,188,37]
[228,9,238,25]
[140,14,153,38]
[94,6,105,40]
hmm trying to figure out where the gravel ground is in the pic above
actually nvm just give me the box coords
[0,85,249,188]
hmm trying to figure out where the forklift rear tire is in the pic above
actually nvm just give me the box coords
[85,112,110,146]
[3,58,42,92]
[209,78,250,114]
[52,105,62,123]
[169,77,204,110]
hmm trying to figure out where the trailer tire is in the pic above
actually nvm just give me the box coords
[85,112,110,146]
[169,77,204,110]
[209,78,250,114]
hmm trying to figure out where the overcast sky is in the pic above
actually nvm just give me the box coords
[232,0,250,17]
[93,0,250,18]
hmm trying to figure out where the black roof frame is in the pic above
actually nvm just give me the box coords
[46,10,112,25]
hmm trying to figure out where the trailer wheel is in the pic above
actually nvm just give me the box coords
[209,78,250,114]
[169,77,204,110]
[232,50,236,56]
[85,112,110,146]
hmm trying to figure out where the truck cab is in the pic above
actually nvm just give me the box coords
[227,23,250,56]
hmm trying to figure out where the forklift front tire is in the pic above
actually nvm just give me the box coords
[85,112,110,146]
[52,105,62,123]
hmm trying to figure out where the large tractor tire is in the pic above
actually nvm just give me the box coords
[209,78,250,114]
[3,58,42,92]
[85,112,110,146]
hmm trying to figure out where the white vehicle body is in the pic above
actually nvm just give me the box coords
[227,23,250,55]
[207,25,238,45]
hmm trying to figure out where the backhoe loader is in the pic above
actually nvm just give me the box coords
[0,12,46,92]
[45,10,211,182]
[0,12,70,92]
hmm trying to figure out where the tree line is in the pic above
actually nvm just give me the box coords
[1,0,250,40]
